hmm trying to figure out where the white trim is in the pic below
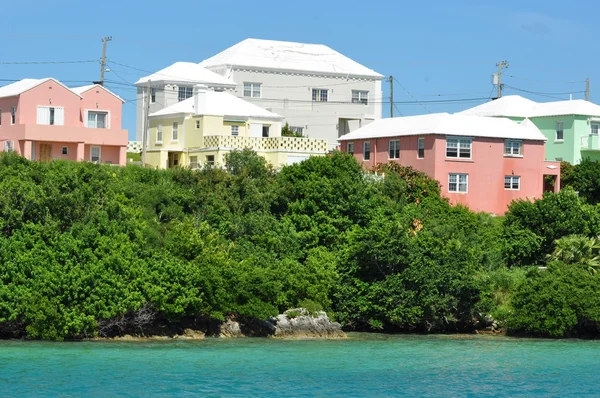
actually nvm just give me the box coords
[90,146,101,163]
[448,173,468,193]
[85,109,111,129]
[446,136,472,159]
[504,175,521,190]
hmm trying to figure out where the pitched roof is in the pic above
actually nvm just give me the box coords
[134,62,236,86]
[459,95,600,118]
[457,95,538,118]
[338,113,547,142]
[0,78,81,99]
[149,89,281,119]
[199,38,384,79]
[70,84,125,102]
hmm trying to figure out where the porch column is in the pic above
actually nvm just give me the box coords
[23,140,32,160]
[119,146,126,166]
[76,143,85,162]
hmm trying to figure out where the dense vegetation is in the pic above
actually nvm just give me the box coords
[0,151,599,340]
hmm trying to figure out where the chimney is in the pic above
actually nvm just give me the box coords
[194,84,207,114]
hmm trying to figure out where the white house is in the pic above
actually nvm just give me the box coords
[134,62,236,141]
[199,38,385,150]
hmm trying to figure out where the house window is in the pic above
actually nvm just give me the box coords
[591,123,599,135]
[189,156,199,169]
[3,141,14,151]
[418,137,425,159]
[178,86,193,102]
[352,90,369,104]
[157,124,163,143]
[196,120,200,129]
[446,137,471,158]
[243,83,262,98]
[11,107,16,124]
[87,111,107,128]
[363,141,371,160]
[389,139,400,159]
[262,125,270,138]
[0,108,2,126]
[556,121,564,141]
[91,146,101,163]
[231,125,239,136]
[504,140,522,156]
[37,106,65,126]
[61,146,68,155]
[172,122,178,141]
[151,88,156,103]
[448,173,468,193]
[290,126,304,135]
[347,142,354,155]
[206,155,215,166]
[312,89,328,102]
[505,176,520,190]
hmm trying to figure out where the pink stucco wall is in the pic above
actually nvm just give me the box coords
[0,80,127,166]
[341,135,560,215]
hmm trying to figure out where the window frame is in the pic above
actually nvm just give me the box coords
[262,125,270,138]
[90,146,101,163]
[0,108,2,126]
[446,137,472,159]
[172,122,178,141]
[591,123,599,136]
[178,86,193,102]
[347,142,354,155]
[231,125,239,136]
[195,120,200,129]
[151,88,156,103]
[206,155,215,166]
[352,90,369,104]
[389,139,400,159]
[11,107,16,125]
[243,82,262,98]
[556,121,564,141]
[87,110,108,129]
[312,88,328,102]
[418,137,425,159]
[504,140,522,157]
[448,173,468,193]
[189,156,199,170]
[61,146,68,155]
[156,124,163,143]
[363,141,371,161]
[504,175,521,190]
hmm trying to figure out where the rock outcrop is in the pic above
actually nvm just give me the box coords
[267,308,346,339]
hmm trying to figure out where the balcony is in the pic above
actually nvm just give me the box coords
[581,134,600,151]
[201,135,328,153]
[3,124,127,147]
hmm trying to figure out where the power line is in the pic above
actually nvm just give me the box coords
[394,77,430,113]
[503,84,585,100]
[505,74,585,85]
[0,60,98,65]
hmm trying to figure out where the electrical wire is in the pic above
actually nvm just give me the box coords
[0,60,98,65]
[393,77,430,113]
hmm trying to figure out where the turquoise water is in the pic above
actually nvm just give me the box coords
[0,334,599,397]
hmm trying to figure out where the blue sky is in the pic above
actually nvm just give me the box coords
[1,0,596,140]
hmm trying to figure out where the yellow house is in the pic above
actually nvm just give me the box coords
[145,85,328,169]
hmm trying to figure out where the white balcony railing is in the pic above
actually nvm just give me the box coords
[200,135,328,153]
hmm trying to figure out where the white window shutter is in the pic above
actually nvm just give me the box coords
[37,106,49,125]
[55,108,65,126]
[250,123,262,138]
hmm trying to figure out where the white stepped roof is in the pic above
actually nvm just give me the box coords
[338,113,547,142]
[199,38,383,79]
[460,94,600,118]
[0,78,81,99]
[70,84,125,102]
[149,89,281,119]
[134,62,236,86]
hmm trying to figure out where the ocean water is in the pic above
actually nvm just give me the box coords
[0,334,599,397]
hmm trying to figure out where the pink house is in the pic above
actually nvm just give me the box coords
[0,78,127,165]
[338,113,561,215]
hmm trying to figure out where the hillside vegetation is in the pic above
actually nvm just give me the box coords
[0,151,599,340]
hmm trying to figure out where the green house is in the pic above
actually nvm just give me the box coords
[459,95,600,164]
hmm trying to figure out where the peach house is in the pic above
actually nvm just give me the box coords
[338,113,561,215]
[0,78,127,165]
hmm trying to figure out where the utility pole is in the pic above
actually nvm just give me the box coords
[389,76,394,117]
[586,78,590,101]
[98,36,112,86]
[495,60,509,98]
[142,79,151,167]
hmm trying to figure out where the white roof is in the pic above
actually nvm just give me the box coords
[70,84,125,102]
[460,95,600,118]
[0,78,81,99]
[457,95,538,118]
[338,113,547,142]
[199,38,383,79]
[134,62,235,86]
[149,89,281,119]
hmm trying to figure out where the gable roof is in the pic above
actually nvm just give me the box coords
[0,78,82,99]
[134,62,236,87]
[199,38,384,79]
[70,84,125,103]
[338,113,547,142]
[459,94,600,118]
[149,89,281,120]
[457,95,538,118]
